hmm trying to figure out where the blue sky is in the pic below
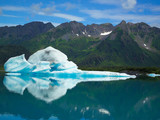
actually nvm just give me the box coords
[0,0,160,27]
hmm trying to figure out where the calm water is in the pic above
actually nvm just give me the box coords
[0,72,160,120]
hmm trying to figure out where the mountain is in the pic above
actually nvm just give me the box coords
[0,21,54,45]
[47,21,114,41]
[116,20,160,52]
[86,25,160,67]
[0,21,160,67]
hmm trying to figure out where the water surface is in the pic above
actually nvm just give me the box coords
[0,72,160,120]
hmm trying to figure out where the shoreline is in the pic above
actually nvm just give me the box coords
[1,66,160,76]
[79,67,160,75]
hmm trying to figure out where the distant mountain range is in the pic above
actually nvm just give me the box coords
[0,21,160,67]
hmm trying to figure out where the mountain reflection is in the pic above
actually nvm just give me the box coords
[1,74,160,120]
[3,73,131,102]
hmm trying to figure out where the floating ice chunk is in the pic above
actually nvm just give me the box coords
[147,73,160,77]
[76,34,79,36]
[100,31,112,36]
[88,35,91,37]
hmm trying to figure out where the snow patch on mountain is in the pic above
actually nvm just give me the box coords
[100,31,112,36]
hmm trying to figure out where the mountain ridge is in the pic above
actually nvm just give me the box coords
[0,21,54,45]
[0,20,160,67]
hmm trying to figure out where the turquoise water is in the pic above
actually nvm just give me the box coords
[0,73,160,120]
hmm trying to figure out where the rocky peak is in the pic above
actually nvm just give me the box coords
[127,22,134,26]
[135,22,151,31]
[23,21,54,29]
[58,21,84,28]
[120,20,127,25]
[115,20,131,32]
[69,21,83,25]
[86,23,114,38]
[101,23,114,28]
[68,21,85,31]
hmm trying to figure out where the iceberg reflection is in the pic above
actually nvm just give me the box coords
[3,73,134,103]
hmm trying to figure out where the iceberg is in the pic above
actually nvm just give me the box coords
[4,46,135,79]
[4,47,77,73]
[147,73,160,77]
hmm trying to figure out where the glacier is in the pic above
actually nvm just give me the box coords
[4,46,135,78]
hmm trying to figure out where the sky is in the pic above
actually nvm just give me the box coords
[0,0,160,27]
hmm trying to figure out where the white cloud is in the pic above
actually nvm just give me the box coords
[31,3,57,15]
[150,23,160,28]
[81,9,160,26]
[0,6,28,18]
[30,3,84,21]
[60,2,77,10]
[53,13,84,21]
[0,6,28,11]
[31,3,42,13]
[92,0,137,9]
[1,14,18,17]
[0,8,2,15]
[122,0,137,9]
[137,4,160,12]
[0,3,84,21]
[92,0,120,5]
[151,6,160,12]
[0,6,20,18]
